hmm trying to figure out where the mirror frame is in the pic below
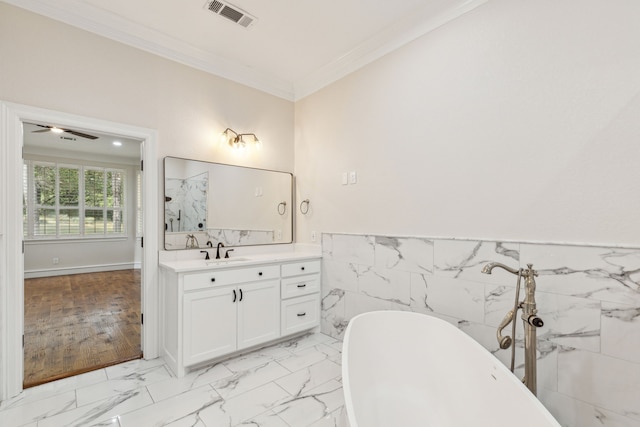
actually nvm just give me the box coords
[163,156,294,250]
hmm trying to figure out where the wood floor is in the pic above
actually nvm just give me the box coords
[23,270,142,388]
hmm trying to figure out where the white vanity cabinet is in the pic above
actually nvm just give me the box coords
[160,255,321,377]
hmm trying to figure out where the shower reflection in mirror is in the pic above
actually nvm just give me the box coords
[164,172,208,233]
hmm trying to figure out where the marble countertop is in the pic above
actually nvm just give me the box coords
[159,251,321,273]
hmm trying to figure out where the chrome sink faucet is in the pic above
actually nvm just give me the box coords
[482,262,544,396]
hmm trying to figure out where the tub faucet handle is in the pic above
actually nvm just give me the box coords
[527,315,544,328]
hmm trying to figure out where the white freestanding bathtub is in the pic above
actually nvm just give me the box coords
[342,311,561,427]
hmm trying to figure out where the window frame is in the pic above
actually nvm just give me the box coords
[23,159,128,241]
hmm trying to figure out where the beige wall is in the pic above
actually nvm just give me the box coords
[0,3,294,175]
[3,0,640,250]
[295,0,640,247]
[0,2,294,257]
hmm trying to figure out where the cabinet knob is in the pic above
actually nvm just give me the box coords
[301,266,305,271]
[211,277,216,282]
[258,271,263,276]
[297,312,306,317]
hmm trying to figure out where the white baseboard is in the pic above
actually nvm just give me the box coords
[24,262,138,279]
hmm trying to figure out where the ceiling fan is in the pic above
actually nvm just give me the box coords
[31,124,99,140]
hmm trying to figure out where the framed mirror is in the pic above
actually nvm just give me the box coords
[163,157,293,250]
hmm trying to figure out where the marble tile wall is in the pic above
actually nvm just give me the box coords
[165,172,208,233]
[321,233,640,427]
[207,229,276,246]
[164,229,275,250]
[164,230,210,250]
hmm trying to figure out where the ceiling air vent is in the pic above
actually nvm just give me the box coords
[205,1,256,28]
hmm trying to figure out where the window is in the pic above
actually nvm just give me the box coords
[23,160,127,239]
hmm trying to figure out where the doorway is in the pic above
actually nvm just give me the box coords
[0,101,159,400]
[22,122,143,386]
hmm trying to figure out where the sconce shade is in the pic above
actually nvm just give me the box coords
[221,128,238,145]
[222,128,261,150]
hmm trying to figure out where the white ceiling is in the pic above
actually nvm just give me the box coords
[23,122,142,161]
[4,0,487,100]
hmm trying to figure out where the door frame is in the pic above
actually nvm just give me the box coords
[0,101,159,399]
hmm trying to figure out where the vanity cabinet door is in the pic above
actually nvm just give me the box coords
[183,287,237,366]
[237,279,281,350]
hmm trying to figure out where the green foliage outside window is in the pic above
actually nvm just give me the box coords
[24,161,126,238]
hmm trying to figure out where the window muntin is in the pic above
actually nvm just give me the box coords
[23,160,127,239]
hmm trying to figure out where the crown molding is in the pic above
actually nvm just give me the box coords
[292,0,489,100]
[2,0,488,102]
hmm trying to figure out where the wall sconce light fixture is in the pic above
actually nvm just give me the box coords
[221,128,261,150]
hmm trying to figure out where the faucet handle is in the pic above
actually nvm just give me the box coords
[527,315,544,328]
[225,249,234,259]
[200,250,210,260]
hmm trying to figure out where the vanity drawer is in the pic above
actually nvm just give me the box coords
[281,294,320,335]
[184,265,280,291]
[281,260,321,278]
[281,275,319,299]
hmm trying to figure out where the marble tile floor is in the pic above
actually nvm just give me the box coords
[0,332,348,427]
